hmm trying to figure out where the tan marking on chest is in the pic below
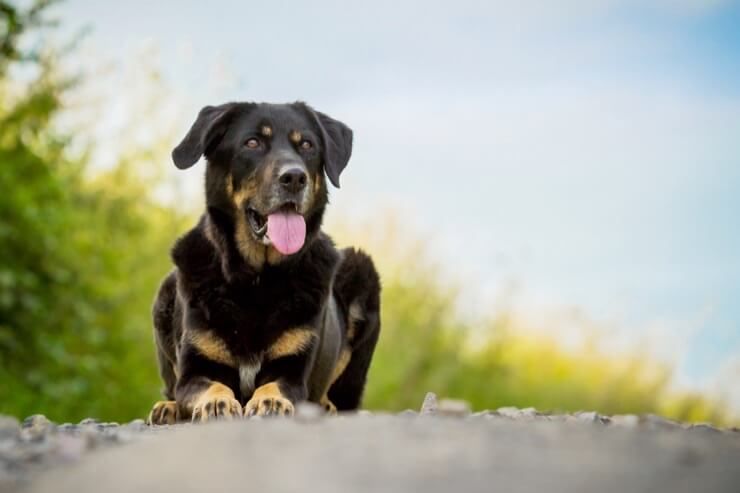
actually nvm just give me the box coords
[239,361,262,398]
[188,331,237,368]
[267,328,317,360]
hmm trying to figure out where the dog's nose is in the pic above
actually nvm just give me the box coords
[278,168,308,194]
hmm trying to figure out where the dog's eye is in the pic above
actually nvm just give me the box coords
[245,138,261,149]
[299,140,313,150]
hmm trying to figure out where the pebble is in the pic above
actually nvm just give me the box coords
[21,415,55,442]
[686,423,720,434]
[495,406,521,418]
[469,410,500,419]
[574,411,610,425]
[125,419,147,432]
[22,415,52,431]
[438,399,472,417]
[517,407,541,420]
[640,414,682,430]
[420,392,438,415]
[610,415,640,428]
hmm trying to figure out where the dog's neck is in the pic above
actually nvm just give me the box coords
[203,206,324,282]
[202,207,268,279]
[203,191,328,281]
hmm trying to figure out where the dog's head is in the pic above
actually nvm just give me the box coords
[172,102,352,264]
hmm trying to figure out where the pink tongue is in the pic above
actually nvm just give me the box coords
[266,212,306,255]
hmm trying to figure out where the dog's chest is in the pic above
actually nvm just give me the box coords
[238,359,262,397]
[207,274,318,364]
[208,280,284,340]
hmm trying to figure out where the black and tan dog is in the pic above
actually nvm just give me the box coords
[147,102,380,424]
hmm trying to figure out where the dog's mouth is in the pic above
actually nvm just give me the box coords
[247,207,269,237]
[246,202,306,255]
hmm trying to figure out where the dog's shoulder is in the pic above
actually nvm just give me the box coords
[170,216,219,280]
[294,231,340,282]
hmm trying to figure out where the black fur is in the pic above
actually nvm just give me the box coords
[148,102,381,422]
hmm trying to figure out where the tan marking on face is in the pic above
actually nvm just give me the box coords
[260,125,273,138]
[227,172,269,269]
[289,130,302,144]
[225,173,235,196]
[267,328,317,360]
[231,177,259,209]
[313,171,323,196]
[235,214,266,269]
[188,330,237,367]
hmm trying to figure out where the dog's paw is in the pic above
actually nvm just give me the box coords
[244,395,295,417]
[320,396,338,416]
[147,400,179,425]
[192,395,242,423]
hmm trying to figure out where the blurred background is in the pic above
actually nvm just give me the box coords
[1,0,738,425]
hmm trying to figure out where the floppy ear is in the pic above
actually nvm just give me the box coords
[172,103,236,169]
[310,109,353,188]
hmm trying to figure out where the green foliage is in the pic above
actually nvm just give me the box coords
[0,0,185,422]
[330,222,735,426]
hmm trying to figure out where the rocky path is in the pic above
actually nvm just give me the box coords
[2,394,739,493]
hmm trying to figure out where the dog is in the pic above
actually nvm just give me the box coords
[147,102,381,423]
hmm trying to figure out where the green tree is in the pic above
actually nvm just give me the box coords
[0,0,184,422]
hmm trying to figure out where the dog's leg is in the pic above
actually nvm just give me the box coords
[147,400,179,425]
[326,248,381,411]
[175,336,242,422]
[314,347,349,414]
[244,327,318,417]
[147,271,181,423]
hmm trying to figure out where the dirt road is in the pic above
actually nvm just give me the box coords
[3,398,739,493]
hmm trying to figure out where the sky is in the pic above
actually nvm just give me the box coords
[53,0,740,407]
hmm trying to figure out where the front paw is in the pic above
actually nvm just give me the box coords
[244,395,295,417]
[192,395,242,423]
[148,400,179,425]
[320,395,338,416]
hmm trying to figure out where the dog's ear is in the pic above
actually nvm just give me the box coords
[172,103,237,169]
[308,108,353,188]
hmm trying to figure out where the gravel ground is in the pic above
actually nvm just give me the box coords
[2,393,739,493]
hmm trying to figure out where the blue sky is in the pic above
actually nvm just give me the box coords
[54,0,740,406]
